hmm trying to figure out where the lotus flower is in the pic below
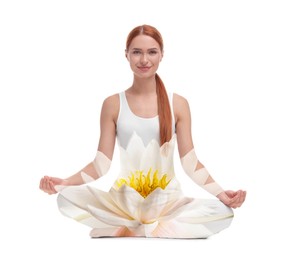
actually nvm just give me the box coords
[57,133,233,238]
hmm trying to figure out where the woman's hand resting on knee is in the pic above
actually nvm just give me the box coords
[39,176,69,195]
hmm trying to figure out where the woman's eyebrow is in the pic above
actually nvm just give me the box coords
[131,47,159,51]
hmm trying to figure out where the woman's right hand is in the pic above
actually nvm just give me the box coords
[39,176,69,195]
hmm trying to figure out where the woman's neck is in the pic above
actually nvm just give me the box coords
[128,75,157,95]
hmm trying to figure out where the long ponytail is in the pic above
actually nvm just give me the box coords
[155,73,172,145]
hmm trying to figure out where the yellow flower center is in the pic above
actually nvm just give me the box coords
[116,168,171,198]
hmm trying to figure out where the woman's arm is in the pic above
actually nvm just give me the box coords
[173,93,246,208]
[39,94,119,194]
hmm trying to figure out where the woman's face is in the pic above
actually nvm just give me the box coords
[126,35,163,79]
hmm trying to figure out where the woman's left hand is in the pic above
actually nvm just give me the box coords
[217,190,247,208]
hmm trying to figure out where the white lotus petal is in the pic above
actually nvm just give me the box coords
[140,181,190,223]
[160,134,176,157]
[160,135,176,177]
[90,226,136,238]
[119,147,134,176]
[157,197,194,222]
[144,221,159,237]
[140,188,170,223]
[163,177,183,192]
[125,132,145,170]
[150,219,213,238]
[138,180,176,215]
[57,185,103,212]
[139,139,162,172]
[175,199,234,224]
[86,185,132,219]
[57,194,90,219]
[109,185,143,220]
[81,171,95,183]
[135,177,192,223]
[57,192,114,228]
[92,151,111,178]
[118,132,176,179]
[87,205,140,228]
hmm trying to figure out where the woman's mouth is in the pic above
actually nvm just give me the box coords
[137,66,151,72]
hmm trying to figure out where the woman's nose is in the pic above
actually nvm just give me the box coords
[140,53,148,64]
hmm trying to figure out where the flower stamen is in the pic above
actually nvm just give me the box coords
[116,168,170,198]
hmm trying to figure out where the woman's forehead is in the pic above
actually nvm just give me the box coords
[129,35,161,50]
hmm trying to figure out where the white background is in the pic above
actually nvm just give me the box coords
[1,0,289,259]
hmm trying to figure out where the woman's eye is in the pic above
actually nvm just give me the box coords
[132,50,141,55]
[149,51,157,55]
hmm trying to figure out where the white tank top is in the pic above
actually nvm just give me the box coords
[116,91,175,149]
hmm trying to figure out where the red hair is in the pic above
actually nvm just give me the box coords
[126,24,172,145]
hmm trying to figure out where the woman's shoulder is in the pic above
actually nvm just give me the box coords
[101,93,120,116]
[172,92,189,107]
[172,92,191,120]
[103,92,120,104]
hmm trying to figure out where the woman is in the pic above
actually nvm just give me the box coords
[39,24,246,238]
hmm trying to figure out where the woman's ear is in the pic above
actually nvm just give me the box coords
[125,49,128,60]
[160,50,164,62]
